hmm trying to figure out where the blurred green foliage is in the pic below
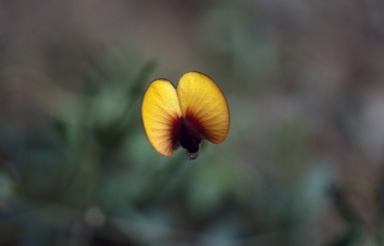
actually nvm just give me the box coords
[0,52,356,245]
[1,0,384,245]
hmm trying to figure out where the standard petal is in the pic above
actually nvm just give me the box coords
[177,72,230,144]
[142,79,182,156]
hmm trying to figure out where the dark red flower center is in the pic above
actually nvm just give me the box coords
[179,117,202,154]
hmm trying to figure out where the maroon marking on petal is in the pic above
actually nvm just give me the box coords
[170,116,181,150]
[179,117,202,154]
[184,107,206,139]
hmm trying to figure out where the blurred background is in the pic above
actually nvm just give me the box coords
[1,0,384,245]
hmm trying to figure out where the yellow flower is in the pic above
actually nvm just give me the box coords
[141,71,230,160]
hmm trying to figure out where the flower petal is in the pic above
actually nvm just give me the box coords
[177,72,230,143]
[142,79,181,156]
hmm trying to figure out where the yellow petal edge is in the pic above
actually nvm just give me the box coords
[177,71,230,143]
[142,79,181,156]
